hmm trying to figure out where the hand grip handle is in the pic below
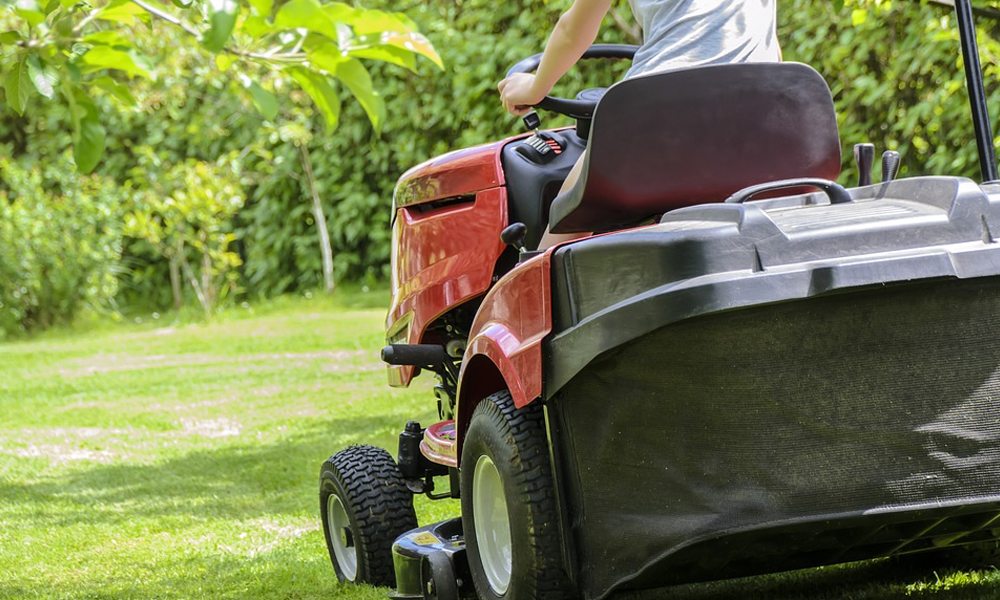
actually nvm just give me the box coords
[500,222,528,251]
[725,178,853,205]
[381,344,449,367]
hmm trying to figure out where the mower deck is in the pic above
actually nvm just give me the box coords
[613,499,1000,591]
[391,518,474,600]
[390,500,1000,600]
[549,273,1000,597]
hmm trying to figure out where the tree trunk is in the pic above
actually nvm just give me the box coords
[169,253,183,311]
[200,248,215,312]
[610,4,641,44]
[177,248,211,319]
[299,143,335,294]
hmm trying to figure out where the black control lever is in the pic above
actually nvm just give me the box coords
[500,222,528,253]
[854,143,875,187]
[522,111,541,132]
[882,151,901,183]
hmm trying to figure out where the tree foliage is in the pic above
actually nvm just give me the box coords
[0,0,440,332]
[783,0,1000,183]
[0,0,441,171]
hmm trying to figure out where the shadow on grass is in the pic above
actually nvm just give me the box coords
[0,415,400,528]
[3,554,999,600]
[3,415,1000,599]
[0,411,425,599]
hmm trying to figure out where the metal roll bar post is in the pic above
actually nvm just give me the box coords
[954,0,999,182]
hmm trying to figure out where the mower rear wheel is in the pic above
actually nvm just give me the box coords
[320,445,417,586]
[461,391,572,600]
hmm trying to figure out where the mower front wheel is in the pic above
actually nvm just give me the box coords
[461,391,572,600]
[320,445,418,586]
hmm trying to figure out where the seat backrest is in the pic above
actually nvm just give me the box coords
[548,62,842,233]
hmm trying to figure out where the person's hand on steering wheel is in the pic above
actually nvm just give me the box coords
[496,0,614,118]
[499,45,639,121]
[498,73,549,116]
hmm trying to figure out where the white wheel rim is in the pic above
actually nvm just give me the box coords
[473,454,512,595]
[327,494,358,581]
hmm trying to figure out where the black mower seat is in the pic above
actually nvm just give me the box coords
[549,62,842,233]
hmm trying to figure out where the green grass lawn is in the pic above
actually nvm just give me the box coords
[2,291,1000,599]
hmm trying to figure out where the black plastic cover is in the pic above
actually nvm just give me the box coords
[548,177,1000,395]
[544,177,1000,598]
[391,518,473,600]
[501,129,586,250]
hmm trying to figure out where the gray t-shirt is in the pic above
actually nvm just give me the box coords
[625,0,780,79]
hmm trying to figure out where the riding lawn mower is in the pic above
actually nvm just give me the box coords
[320,1,1000,598]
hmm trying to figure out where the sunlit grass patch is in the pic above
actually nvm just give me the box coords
[0,293,451,599]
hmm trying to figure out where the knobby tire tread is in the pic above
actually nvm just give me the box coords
[466,391,573,600]
[321,444,417,586]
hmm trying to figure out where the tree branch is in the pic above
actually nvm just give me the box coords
[608,4,641,44]
[130,0,308,64]
[72,8,102,34]
[131,0,201,37]
[299,143,336,294]
[926,0,1000,21]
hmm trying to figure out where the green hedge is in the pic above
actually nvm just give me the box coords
[3,0,1000,330]
[782,0,1000,183]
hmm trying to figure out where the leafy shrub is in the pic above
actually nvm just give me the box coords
[782,0,1000,183]
[0,158,122,336]
[124,152,246,316]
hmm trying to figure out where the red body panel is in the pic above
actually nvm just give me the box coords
[394,140,506,208]
[460,252,552,403]
[386,139,514,387]
[386,188,508,386]
[446,253,553,464]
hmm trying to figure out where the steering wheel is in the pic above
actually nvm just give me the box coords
[505,44,639,120]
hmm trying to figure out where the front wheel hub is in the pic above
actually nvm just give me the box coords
[326,494,358,581]
[473,454,512,594]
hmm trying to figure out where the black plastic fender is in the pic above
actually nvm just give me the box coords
[390,519,473,600]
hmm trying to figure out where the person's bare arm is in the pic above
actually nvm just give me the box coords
[498,0,614,115]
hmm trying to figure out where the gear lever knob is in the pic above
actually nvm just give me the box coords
[882,151,901,183]
[500,222,528,252]
[854,143,875,187]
